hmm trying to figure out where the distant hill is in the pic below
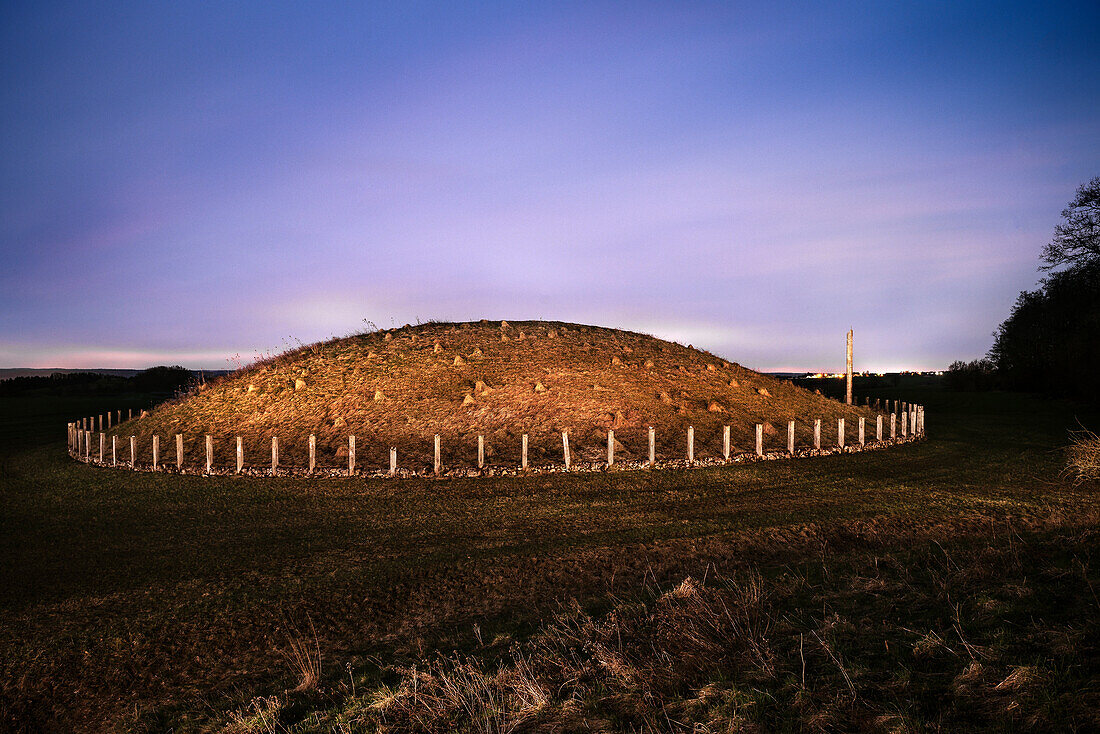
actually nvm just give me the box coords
[0,367,234,398]
[0,368,143,380]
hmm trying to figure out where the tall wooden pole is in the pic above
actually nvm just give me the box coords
[845,328,853,405]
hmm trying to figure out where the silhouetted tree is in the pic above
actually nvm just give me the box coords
[945,359,998,391]
[130,366,195,394]
[1042,176,1100,270]
[988,177,1100,403]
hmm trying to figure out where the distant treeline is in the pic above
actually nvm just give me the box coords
[987,261,1099,402]
[0,366,198,397]
[792,373,941,402]
[948,177,1100,404]
[949,264,1099,402]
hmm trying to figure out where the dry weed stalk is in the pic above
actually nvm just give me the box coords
[280,614,322,692]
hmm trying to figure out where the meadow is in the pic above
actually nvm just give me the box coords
[1,378,1097,731]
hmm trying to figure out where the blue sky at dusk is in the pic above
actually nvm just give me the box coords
[2,1,1098,372]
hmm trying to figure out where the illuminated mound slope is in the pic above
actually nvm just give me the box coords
[115,320,876,470]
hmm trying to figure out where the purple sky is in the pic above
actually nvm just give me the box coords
[2,1,1098,373]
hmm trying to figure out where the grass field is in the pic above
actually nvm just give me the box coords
[1,379,1098,731]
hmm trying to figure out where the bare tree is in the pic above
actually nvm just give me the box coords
[1041,176,1100,270]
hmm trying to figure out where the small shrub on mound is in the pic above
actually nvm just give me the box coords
[1066,429,1100,483]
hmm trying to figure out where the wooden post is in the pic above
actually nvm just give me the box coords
[901,412,908,437]
[845,328,853,405]
[389,447,397,476]
[111,435,117,466]
[478,435,485,469]
[648,426,655,467]
[107,412,112,429]
[562,431,571,470]
[890,413,896,439]
[98,415,103,431]
[130,435,136,467]
[236,437,243,473]
[838,418,845,448]
[271,436,279,474]
[205,435,213,473]
[723,425,731,460]
[876,415,883,442]
[919,406,925,435]
[85,431,90,460]
[176,434,183,469]
[521,434,528,470]
[128,408,132,421]
[788,420,795,454]
[308,434,316,473]
[433,434,441,476]
[910,409,917,435]
[153,435,159,470]
[116,410,121,425]
[99,432,105,462]
[814,419,821,450]
[687,426,694,463]
[348,435,355,476]
[858,417,865,446]
[755,424,763,457]
[607,430,615,466]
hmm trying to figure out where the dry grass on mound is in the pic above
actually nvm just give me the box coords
[105,320,878,470]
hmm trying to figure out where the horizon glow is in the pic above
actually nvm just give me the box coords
[2,1,1098,373]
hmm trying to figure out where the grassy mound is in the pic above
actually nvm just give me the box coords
[109,320,877,470]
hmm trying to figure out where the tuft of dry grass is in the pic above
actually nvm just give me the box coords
[279,615,322,693]
[1066,428,1100,483]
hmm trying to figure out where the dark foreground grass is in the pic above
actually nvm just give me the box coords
[0,383,1097,731]
[251,521,1100,732]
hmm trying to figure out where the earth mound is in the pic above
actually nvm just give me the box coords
[111,321,876,470]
